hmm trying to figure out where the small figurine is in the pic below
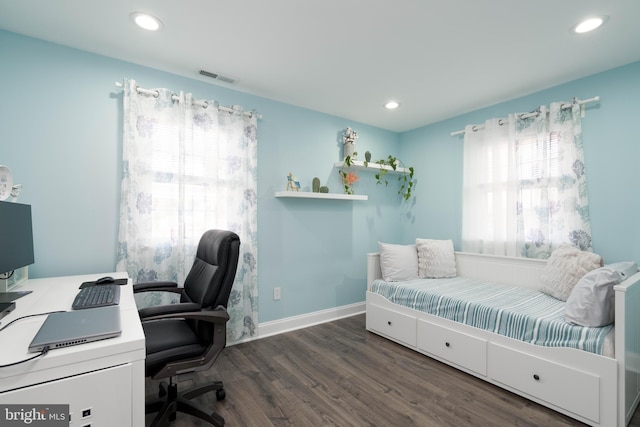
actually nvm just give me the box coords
[286,172,301,191]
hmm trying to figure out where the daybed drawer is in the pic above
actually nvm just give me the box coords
[367,304,416,347]
[417,320,487,376]
[488,343,600,423]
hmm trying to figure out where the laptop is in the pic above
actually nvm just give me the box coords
[28,305,122,353]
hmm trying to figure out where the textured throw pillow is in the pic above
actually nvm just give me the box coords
[378,242,419,282]
[539,245,603,301]
[565,262,638,327]
[416,238,456,278]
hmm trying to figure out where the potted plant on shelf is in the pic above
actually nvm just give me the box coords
[343,153,416,201]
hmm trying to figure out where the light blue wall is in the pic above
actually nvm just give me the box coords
[399,60,640,264]
[3,29,638,326]
[0,30,403,323]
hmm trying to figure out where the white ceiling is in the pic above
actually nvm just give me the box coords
[1,0,639,132]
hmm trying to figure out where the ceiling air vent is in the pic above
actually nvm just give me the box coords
[199,70,237,84]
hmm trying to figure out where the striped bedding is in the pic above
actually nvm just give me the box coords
[370,276,614,355]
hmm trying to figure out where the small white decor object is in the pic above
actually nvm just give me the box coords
[342,127,357,160]
[0,165,13,201]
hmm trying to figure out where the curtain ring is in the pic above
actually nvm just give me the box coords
[202,101,209,109]
[498,119,505,126]
[472,125,479,132]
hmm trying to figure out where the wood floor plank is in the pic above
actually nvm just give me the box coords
[146,314,640,426]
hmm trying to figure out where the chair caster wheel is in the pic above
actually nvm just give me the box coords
[216,388,226,401]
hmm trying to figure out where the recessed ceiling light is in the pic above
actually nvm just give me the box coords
[384,101,400,110]
[571,16,608,34]
[130,12,163,31]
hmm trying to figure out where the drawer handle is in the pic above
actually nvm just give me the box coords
[387,321,392,326]
[533,374,540,381]
[445,342,450,347]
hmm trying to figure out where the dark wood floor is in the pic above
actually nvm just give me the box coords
[146,314,640,426]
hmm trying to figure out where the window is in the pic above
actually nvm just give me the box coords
[462,103,591,258]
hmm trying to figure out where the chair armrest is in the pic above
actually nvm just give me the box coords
[133,281,182,294]
[138,302,201,320]
[141,306,230,324]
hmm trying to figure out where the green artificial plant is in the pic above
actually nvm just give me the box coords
[344,153,415,201]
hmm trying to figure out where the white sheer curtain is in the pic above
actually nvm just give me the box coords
[116,79,258,343]
[462,102,591,258]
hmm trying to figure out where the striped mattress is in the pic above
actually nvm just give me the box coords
[370,277,614,356]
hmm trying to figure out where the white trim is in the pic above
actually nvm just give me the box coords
[274,191,367,201]
[257,302,365,340]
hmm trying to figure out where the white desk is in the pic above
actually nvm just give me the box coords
[0,273,145,426]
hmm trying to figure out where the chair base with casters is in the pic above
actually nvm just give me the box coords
[146,376,226,426]
[139,304,231,427]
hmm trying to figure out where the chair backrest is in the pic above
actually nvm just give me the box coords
[180,230,240,345]
[181,229,241,309]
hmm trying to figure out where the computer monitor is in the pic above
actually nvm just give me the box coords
[0,201,35,276]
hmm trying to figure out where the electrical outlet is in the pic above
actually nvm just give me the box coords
[273,287,281,300]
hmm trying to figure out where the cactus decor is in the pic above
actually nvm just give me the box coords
[319,186,329,193]
[312,177,321,192]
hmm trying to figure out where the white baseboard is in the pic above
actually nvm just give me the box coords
[256,302,365,341]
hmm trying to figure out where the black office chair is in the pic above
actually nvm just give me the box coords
[134,229,240,427]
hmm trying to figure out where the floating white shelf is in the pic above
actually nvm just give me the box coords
[274,191,368,201]
[334,160,409,174]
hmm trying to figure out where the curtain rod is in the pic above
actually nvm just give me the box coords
[450,96,599,137]
[114,81,262,119]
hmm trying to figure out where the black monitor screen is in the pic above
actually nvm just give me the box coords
[0,201,35,275]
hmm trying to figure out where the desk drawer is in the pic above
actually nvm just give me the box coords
[2,364,133,425]
[417,320,487,376]
[488,343,600,423]
[367,304,416,347]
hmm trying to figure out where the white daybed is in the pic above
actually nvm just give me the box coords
[365,251,640,426]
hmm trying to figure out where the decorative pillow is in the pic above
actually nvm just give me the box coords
[539,244,603,301]
[378,242,418,282]
[565,262,638,327]
[415,238,456,278]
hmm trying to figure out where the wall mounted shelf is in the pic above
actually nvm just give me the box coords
[333,160,409,174]
[274,191,367,201]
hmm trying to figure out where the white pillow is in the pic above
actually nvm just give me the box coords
[565,262,638,327]
[539,245,603,301]
[415,238,456,278]
[378,242,418,282]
